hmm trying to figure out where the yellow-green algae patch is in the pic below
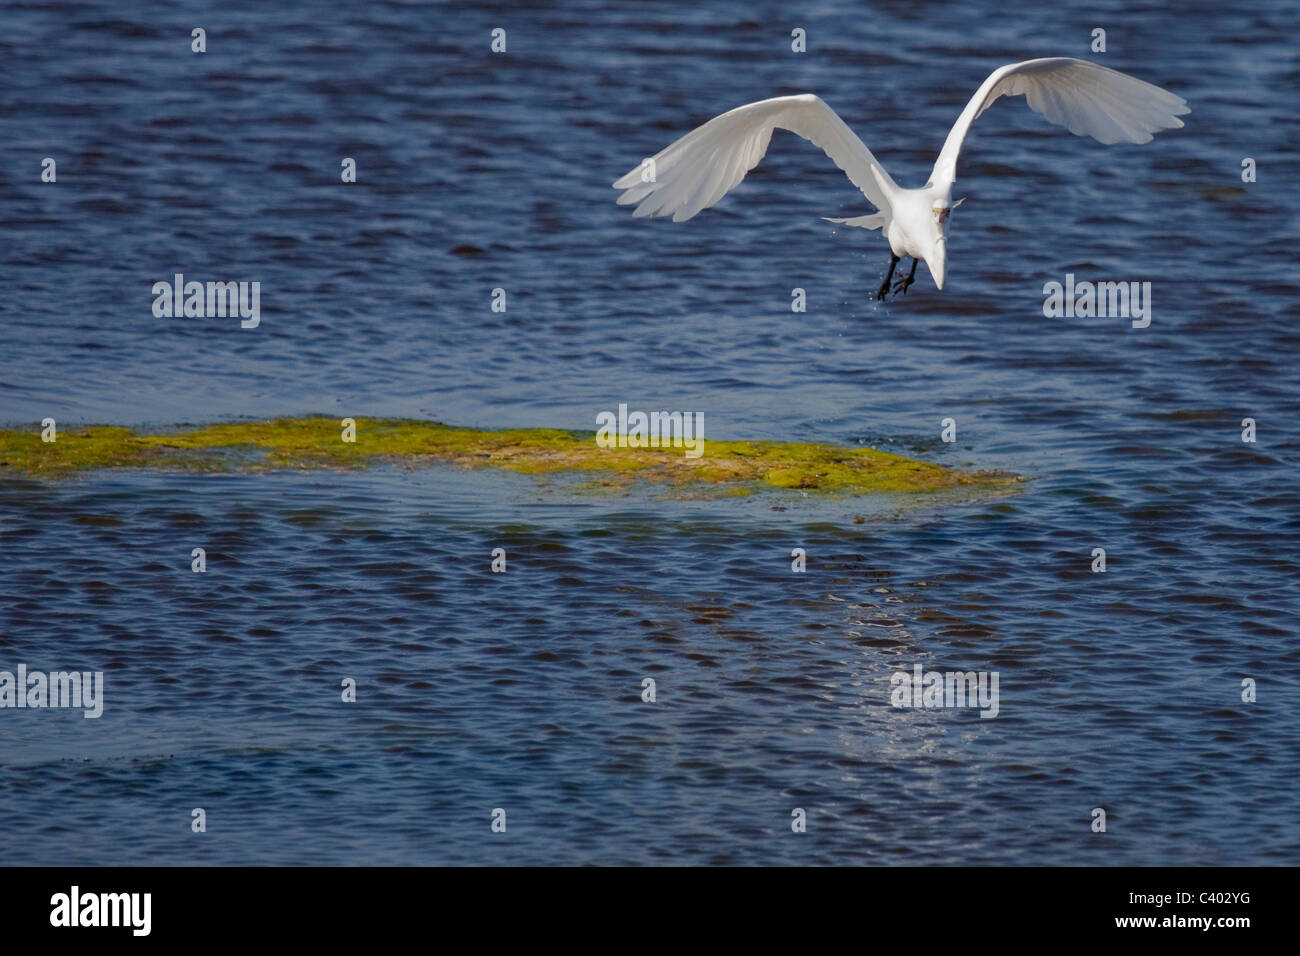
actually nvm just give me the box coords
[0,417,1019,496]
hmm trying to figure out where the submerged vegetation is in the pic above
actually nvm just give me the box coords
[0,417,1018,497]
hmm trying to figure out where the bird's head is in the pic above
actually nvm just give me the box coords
[930,195,965,235]
[924,196,965,290]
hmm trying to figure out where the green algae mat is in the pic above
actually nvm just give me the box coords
[0,417,1018,497]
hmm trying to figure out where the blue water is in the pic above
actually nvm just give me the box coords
[2,0,1298,864]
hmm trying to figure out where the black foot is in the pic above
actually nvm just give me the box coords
[876,254,900,300]
[892,257,919,296]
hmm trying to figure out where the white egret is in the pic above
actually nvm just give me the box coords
[612,58,1189,298]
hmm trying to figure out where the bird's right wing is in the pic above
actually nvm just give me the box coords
[612,94,896,222]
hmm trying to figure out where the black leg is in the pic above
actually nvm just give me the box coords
[893,257,919,295]
[877,254,900,300]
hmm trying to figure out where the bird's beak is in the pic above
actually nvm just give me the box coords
[926,239,946,290]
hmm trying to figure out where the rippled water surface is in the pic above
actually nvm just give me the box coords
[2,1,1298,864]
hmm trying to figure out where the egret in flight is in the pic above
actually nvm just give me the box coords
[613,58,1188,299]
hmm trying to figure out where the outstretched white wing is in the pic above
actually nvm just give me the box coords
[930,57,1189,187]
[612,94,895,222]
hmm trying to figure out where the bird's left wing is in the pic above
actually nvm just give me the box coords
[612,94,895,222]
[929,57,1189,187]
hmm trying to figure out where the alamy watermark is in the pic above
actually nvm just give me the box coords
[1043,273,1150,328]
[152,273,260,328]
[0,664,103,718]
[891,663,999,718]
[50,886,150,936]
[595,403,704,458]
